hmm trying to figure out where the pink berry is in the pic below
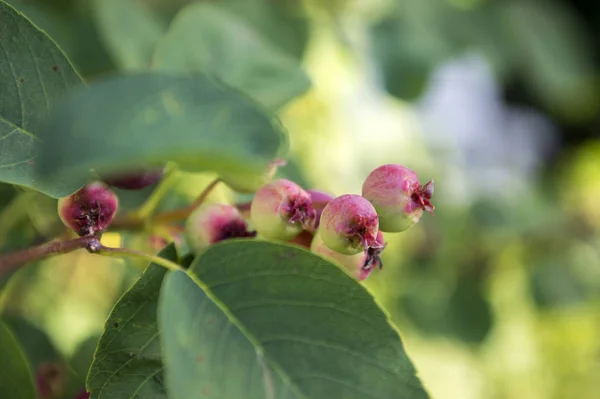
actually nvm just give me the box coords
[250,179,316,241]
[102,166,164,190]
[185,203,255,253]
[319,194,382,255]
[221,159,286,193]
[311,230,385,280]
[73,390,90,399]
[57,182,119,236]
[35,362,67,399]
[305,189,335,233]
[362,164,434,232]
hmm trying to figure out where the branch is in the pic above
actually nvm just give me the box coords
[96,245,184,271]
[0,236,99,276]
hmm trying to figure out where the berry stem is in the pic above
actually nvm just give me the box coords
[0,236,99,277]
[95,245,184,272]
[152,178,221,224]
[134,165,177,218]
[111,177,222,229]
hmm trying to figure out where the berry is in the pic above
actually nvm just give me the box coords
[362,164,434,232]
[185,203,255,253]
[102,166,164,190]
[58,182,118,236]
[306,189,334,233]
[73,390,90,399]
[35,362,67,399]
[287,230,314,248]
[311,230,385,280]
[319,194,382,255]
[250,179,316,241]
[221,159,286,193]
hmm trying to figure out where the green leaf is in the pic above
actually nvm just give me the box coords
[0,0,85,197]
[0,318,37,399]
[93,0,168,70]
[159,241,428,399]
[219,0,309,60]
[153,3,310,111]
[35,72,288,194]
[86,244,178,399]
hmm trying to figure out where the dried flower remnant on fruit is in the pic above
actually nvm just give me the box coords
[362,164,434,232]
[250,179,316,241]
[185,203,255,253]
[359,231,386,280]
[319,194,382,255]
[311,230,369,280]
[221,159,287,193]
[102,166,165,190]
[58,182,118,236]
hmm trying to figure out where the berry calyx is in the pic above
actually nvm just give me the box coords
[221,159,286,194]
[101,166,164,190]
[185,203,255,253]
[58,182,119,236]
[250,179,316,241]
[319,194,382,255]
[311,230,385,280]
[362,164,434,232]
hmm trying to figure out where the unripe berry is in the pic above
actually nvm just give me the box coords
[306,189,334,233]
[221,159,286,193]
[311,230,385,280]
[250,179,316,241]
[102,166,164,190]
[362,164,434,232]
[58,182,118,236]
[287,230,314,249]
[185,203,255,253]
[319,194,382,255]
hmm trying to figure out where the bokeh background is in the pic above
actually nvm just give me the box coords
[1,0,600,398]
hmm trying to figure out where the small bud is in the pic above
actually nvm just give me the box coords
[319,194,382,255]
[35,362,67,399]
[362,164,434,232]
[221,159,286,193]
[305,189,335,233]
[58,182,118,236]
[311,230,385,280]
[185,203,255,253]
[250,179,316,241]
[101,166,164,190]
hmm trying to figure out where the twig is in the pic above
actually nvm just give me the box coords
[96,245,184,271]
[0,236,99,276]
[152,178,221,224]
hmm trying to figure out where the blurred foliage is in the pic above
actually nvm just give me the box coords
[1,0,600,398]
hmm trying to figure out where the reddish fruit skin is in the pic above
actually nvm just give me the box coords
[311,230,385,280]
[73,390,90,399]
[287,230,314,248]
[35,362,67,399]
[102,167,164,190]
[306,190,335,233]
[319,194,382,255]
[250,179,316,241]
[58,182,118,236]
[185,203,255,253]
[362,164,434,232]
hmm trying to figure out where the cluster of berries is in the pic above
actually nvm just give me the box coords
[57,163,434,281]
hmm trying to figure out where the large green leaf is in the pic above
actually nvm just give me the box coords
[85,244,177,399]
[35,72,287,193]
[153,3,310,111]
[93,0,168,70]
[159,241,428,399]
[219,0,309,60]
[0,0,84,197]
[0,318,36,399]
